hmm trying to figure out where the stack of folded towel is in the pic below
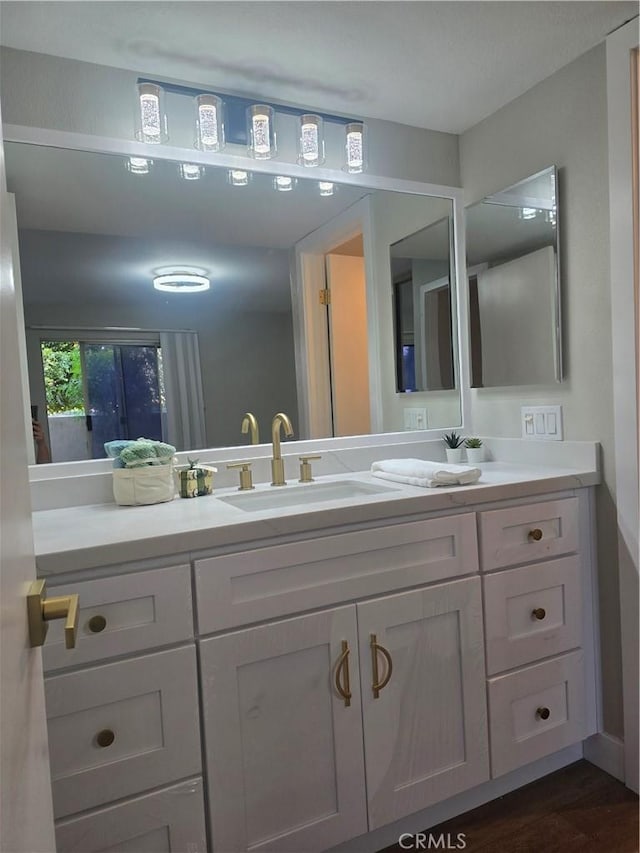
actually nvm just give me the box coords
[371,458,481,488]
[104,438,176,468]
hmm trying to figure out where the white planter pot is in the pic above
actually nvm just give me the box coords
[465,448,484,464]
[445,447,463,464]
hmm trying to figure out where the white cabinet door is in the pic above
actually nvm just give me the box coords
[358,577,489,829]
[200,606,367,852]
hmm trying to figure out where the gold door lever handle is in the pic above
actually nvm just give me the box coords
[27,579,79,649]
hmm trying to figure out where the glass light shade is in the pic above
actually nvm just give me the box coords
[126,157,153,175]
[194,94,225,151]
[344,122,366,173]
[273,175,295,192]
[153,266,210,293]
[135,83,168,144]
[298,114,325,167]
[318,181,335,197]
[228,169,251,187]
[179,163,204,180]
[247,104,277,159]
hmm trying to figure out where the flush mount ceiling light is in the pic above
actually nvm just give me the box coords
[152,266,210,293]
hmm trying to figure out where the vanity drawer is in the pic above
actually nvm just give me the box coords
[488,651,586,778]
[483,556,582,674]
[45,645,202,818]
[195,513,478,633]
[55,777,208,853]
[478,497,579,571]
[43,564,193,671]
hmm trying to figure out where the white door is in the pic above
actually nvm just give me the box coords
[199,606,367,852]
[358,577,490,829]
[0,117,56,850]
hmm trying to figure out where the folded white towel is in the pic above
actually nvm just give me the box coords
[371,458,481,488]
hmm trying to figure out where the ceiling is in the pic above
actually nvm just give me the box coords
[0,1,636,134]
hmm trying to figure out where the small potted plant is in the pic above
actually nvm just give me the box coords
[465,437,484,464]
[443,431,465,463]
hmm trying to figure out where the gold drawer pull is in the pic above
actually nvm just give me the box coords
[370,634,393,699]
[334,640,352,708]
[536,706,551,720]
[528,528,544,541]
[532,608,547,620]
[88,614,107,633]
[96,729,115,748]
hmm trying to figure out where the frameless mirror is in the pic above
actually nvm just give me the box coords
[465,166,561,387]
[5,141,462,463]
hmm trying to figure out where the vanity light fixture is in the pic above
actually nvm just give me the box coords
[126,157,153,175]
[179,163,205,180]
[194,94,225,151]
[298,114,325,167]
[344,122,366,173]
[152,266,210,293]
[318,181,335,197]
[274,176,296,192]
[247,104,276,159]
[228,169,251,187]
[135,82,168,144]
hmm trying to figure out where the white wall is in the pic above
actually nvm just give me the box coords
[460,44,623,736]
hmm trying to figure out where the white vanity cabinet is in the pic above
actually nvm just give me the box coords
[41,564,207,853]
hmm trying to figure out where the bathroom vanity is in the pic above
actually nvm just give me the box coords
[32,450,601,853]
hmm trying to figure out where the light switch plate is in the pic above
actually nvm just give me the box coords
[521,405,563,440]
[404,407,428,430]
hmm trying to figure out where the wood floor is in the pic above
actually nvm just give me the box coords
[379,760,639,853]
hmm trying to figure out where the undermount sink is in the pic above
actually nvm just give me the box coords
[217,479,398,512]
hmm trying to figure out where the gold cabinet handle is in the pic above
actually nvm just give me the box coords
[532,607,547,621]
[88,614,107,633]
[27,579,79,649]
[334,640,352,707]
[536,706,551,720]
[95,729,115,748]
[370,633,393,698]
[528,528,544,541]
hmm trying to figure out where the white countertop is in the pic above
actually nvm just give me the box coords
[33,461,599,575]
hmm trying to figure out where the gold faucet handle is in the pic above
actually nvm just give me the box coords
[227,461,255,491]
[298,454,322,483]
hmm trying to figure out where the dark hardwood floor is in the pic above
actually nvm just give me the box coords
[379,760,639,853]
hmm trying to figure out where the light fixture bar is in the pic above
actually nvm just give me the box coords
[137,77,358,146]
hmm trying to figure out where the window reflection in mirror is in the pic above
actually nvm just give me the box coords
[466,166,561,388]
[391,213,456,393]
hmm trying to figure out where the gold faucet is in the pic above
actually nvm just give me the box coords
[271,412,294,486]
[241,412,260,445]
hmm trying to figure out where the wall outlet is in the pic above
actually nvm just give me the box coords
[404,407,428,430]
[521,405,563,440]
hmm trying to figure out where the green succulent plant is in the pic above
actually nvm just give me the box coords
[465,437,483,449]
[443,431,465,449]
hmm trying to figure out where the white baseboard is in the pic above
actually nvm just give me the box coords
[583,732,625,782]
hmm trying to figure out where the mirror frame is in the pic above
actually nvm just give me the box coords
[4,122,471,474]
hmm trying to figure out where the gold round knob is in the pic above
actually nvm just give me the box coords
[532,608,546,620]
[536,707,551,720]
[95,729,115,748]
[88,614,107,633]
[529,528,543,541]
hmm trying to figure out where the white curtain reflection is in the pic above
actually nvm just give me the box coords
[159,331,206,451]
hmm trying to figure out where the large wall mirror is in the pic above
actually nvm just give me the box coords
[5,141,462,463]
[465,166,561,388]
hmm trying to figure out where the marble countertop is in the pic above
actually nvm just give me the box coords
[33,461,599,575]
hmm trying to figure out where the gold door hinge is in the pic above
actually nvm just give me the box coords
[319,288,331,305]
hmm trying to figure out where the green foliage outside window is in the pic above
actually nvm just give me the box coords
[41,341,85,414]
